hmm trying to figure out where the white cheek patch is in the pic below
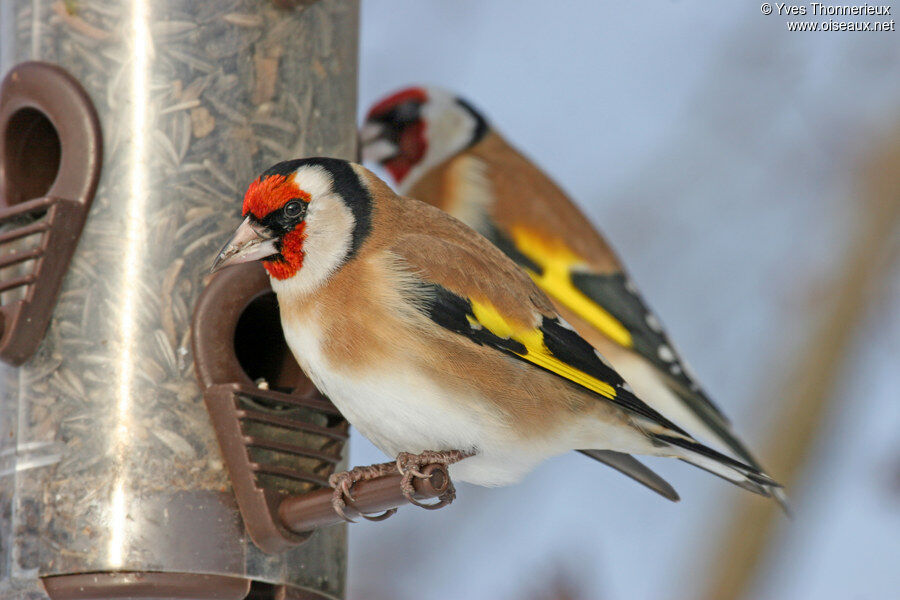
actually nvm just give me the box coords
[362,138,398,163]
[291,164,334,199]
[398,88,479,194]
[269,167,356,297]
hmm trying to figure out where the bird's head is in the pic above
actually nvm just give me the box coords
[211,158,373,287]
[361,85,488,189]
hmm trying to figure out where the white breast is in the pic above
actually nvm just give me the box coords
[280,314,577,486]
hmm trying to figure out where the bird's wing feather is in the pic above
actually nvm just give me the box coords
[481,223,764,464]
[387,225,689,437]
[563,269,767,467]
[568,271,726,415]
[487,223,726,413]
[409,153,760,467]
[433,148,734,437]
[380,195,777,500]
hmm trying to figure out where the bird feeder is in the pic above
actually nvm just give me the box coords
[0,1,359,598]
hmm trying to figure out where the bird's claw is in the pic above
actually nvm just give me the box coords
[328,462,398,523]
[329,450,472,521]
[361,507,397,521]
[328,471,357,523]
[395,450,472,510]
[395,453,428,479]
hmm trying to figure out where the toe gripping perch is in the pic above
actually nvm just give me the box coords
[193,263,460,553]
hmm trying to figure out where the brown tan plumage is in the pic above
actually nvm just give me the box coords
[211,157,782,509]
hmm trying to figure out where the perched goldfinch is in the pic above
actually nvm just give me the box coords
[361,86,770,482]
[211,157,781,513]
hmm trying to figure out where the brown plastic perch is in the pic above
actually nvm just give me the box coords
[278,463,451,533]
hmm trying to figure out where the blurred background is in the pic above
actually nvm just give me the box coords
[350,1,900,599]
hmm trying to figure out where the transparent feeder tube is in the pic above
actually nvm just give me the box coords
[0,1,358,598]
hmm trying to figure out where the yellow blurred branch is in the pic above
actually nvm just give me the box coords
[700,127,900,600]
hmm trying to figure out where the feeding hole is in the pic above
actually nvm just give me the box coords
[2,108,61,206]
[233,291,305,394]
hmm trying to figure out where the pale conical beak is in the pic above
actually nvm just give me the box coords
[210,217,279,274]
[360,122,398,163]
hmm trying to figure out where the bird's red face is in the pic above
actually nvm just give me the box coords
[361,87,428,184]
[211,168,311,280]
[242,173,311,279]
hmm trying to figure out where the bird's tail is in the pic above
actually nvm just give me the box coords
[578,449,680,502]
[654,434,787,510]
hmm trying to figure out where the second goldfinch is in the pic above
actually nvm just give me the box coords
[211,158,781,506]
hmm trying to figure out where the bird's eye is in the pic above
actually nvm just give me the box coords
[284,200,306,219]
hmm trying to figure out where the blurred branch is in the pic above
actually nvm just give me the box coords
[699,123,900,600]
[525,570,586,600]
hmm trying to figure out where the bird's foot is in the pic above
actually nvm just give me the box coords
[396,450,473,510]
[328,462,398,523]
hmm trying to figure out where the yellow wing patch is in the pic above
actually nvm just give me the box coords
[468,300,617,400]
[510,226,634,349]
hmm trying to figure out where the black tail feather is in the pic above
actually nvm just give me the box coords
[579,449,680,502]
[652,434,789,515]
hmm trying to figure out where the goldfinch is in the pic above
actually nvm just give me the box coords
[361,86,771,483]
[211,157,781,514]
